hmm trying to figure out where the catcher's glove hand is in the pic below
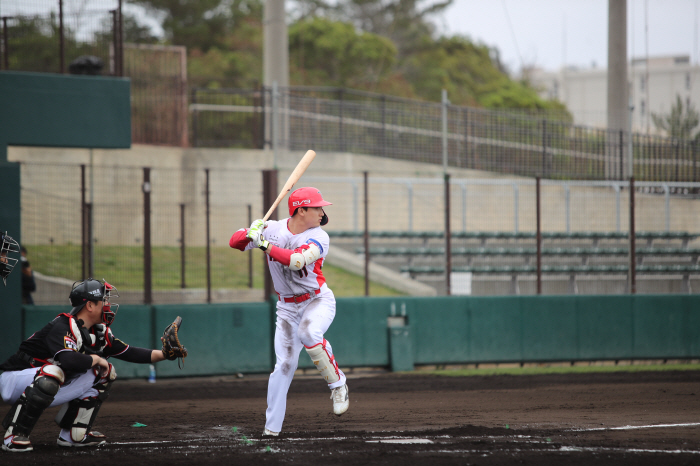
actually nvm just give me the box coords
[161,316,187,368]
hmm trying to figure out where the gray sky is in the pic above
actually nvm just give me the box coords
[438,0,699,73]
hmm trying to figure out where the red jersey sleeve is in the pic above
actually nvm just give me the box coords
[229,229,251,251]
[267,243,313,267]
[268,244,293,265]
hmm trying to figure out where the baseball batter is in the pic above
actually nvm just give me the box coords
[0,278,187,452]
[229,187,348,436]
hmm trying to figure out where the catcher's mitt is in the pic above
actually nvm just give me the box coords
[161,316,187,368]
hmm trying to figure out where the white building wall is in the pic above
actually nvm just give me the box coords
[529,56,700,134]
[560,69,608,128]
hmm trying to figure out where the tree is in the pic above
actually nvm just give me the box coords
[5,16,62,72]
[128,0,265,88]
[127,0,568,113]
[325,0,451,58]
[403,35,565,110]
[188,0,265,88]
[6,14,107,73]
[289,17,397,89]
[651,95,700,140]
[292,0,562,110]
[97,13,161,45]
[128,0,232,52]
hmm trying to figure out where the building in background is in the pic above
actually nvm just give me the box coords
[528,55,700,134]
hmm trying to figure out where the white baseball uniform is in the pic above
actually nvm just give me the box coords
[229,218,346,433]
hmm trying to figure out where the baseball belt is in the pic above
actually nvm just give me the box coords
[279,288,321,303]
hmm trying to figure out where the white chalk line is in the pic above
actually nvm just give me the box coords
[105,423,700,456]
[109,423,700,446]
[558,446,700,455]
[366,439,434,444]
[572,422,700,432]
[110,438,218,446]
[111,442,700,457]
[422,447,700,456]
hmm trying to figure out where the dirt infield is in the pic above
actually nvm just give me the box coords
[3,369,700,465]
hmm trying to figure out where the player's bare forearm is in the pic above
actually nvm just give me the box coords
[151,349,166,363]
[90,354,110,374]
[90,354,106,367]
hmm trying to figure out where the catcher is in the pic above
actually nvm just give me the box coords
[0,278,187,453]
[1,230,21,286]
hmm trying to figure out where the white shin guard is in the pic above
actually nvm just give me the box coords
[55,397,99,442]
[305,339,340,385]
[55,364,116,442]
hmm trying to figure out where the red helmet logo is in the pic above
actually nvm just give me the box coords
[288,187,332,217]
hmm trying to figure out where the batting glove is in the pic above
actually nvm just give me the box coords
[252,234,270,251]
[246,219,267,243]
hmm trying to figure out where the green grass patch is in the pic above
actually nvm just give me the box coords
[27,244,405,297]
[424,363,700,377]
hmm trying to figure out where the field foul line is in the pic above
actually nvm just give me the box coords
[110,438,219,446]
[572,422,700,432]
[106,436,700,456]
[557,446,700,455]
[420,447,700,455]
[109,423,700,446]
[106,424,700,456]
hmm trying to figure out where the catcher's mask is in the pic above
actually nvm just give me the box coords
[288,187,332,226]
[69,278,120,325]
[0,231,20,286]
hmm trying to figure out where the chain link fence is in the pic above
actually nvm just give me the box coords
[127,44,188,146]
[0,0,123,75]
[20,161,265,305]
[17,159,700,304]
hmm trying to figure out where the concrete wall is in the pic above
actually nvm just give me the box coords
[10,146,700,243]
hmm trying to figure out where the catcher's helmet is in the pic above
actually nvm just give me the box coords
[288,187,332,225]
[69,278,120,325]
[0,230,20,286]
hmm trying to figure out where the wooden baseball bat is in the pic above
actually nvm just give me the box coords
[262,150,316,221]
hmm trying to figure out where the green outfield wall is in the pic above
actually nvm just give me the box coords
[19,294,700,379]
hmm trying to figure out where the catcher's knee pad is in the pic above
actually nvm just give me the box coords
[2,365,65,437]
[55,364,115,442]
[305,339,340,384]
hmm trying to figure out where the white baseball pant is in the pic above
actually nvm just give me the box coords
[0,367,99,406]
[265,288,346,433]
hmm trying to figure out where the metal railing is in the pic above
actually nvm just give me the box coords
[191,86,700,183]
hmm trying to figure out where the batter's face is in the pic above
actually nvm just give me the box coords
[304,207,325,227]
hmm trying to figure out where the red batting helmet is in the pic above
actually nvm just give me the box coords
[288,187,332,225]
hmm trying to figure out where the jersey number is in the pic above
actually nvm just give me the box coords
[297,268,309,278]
